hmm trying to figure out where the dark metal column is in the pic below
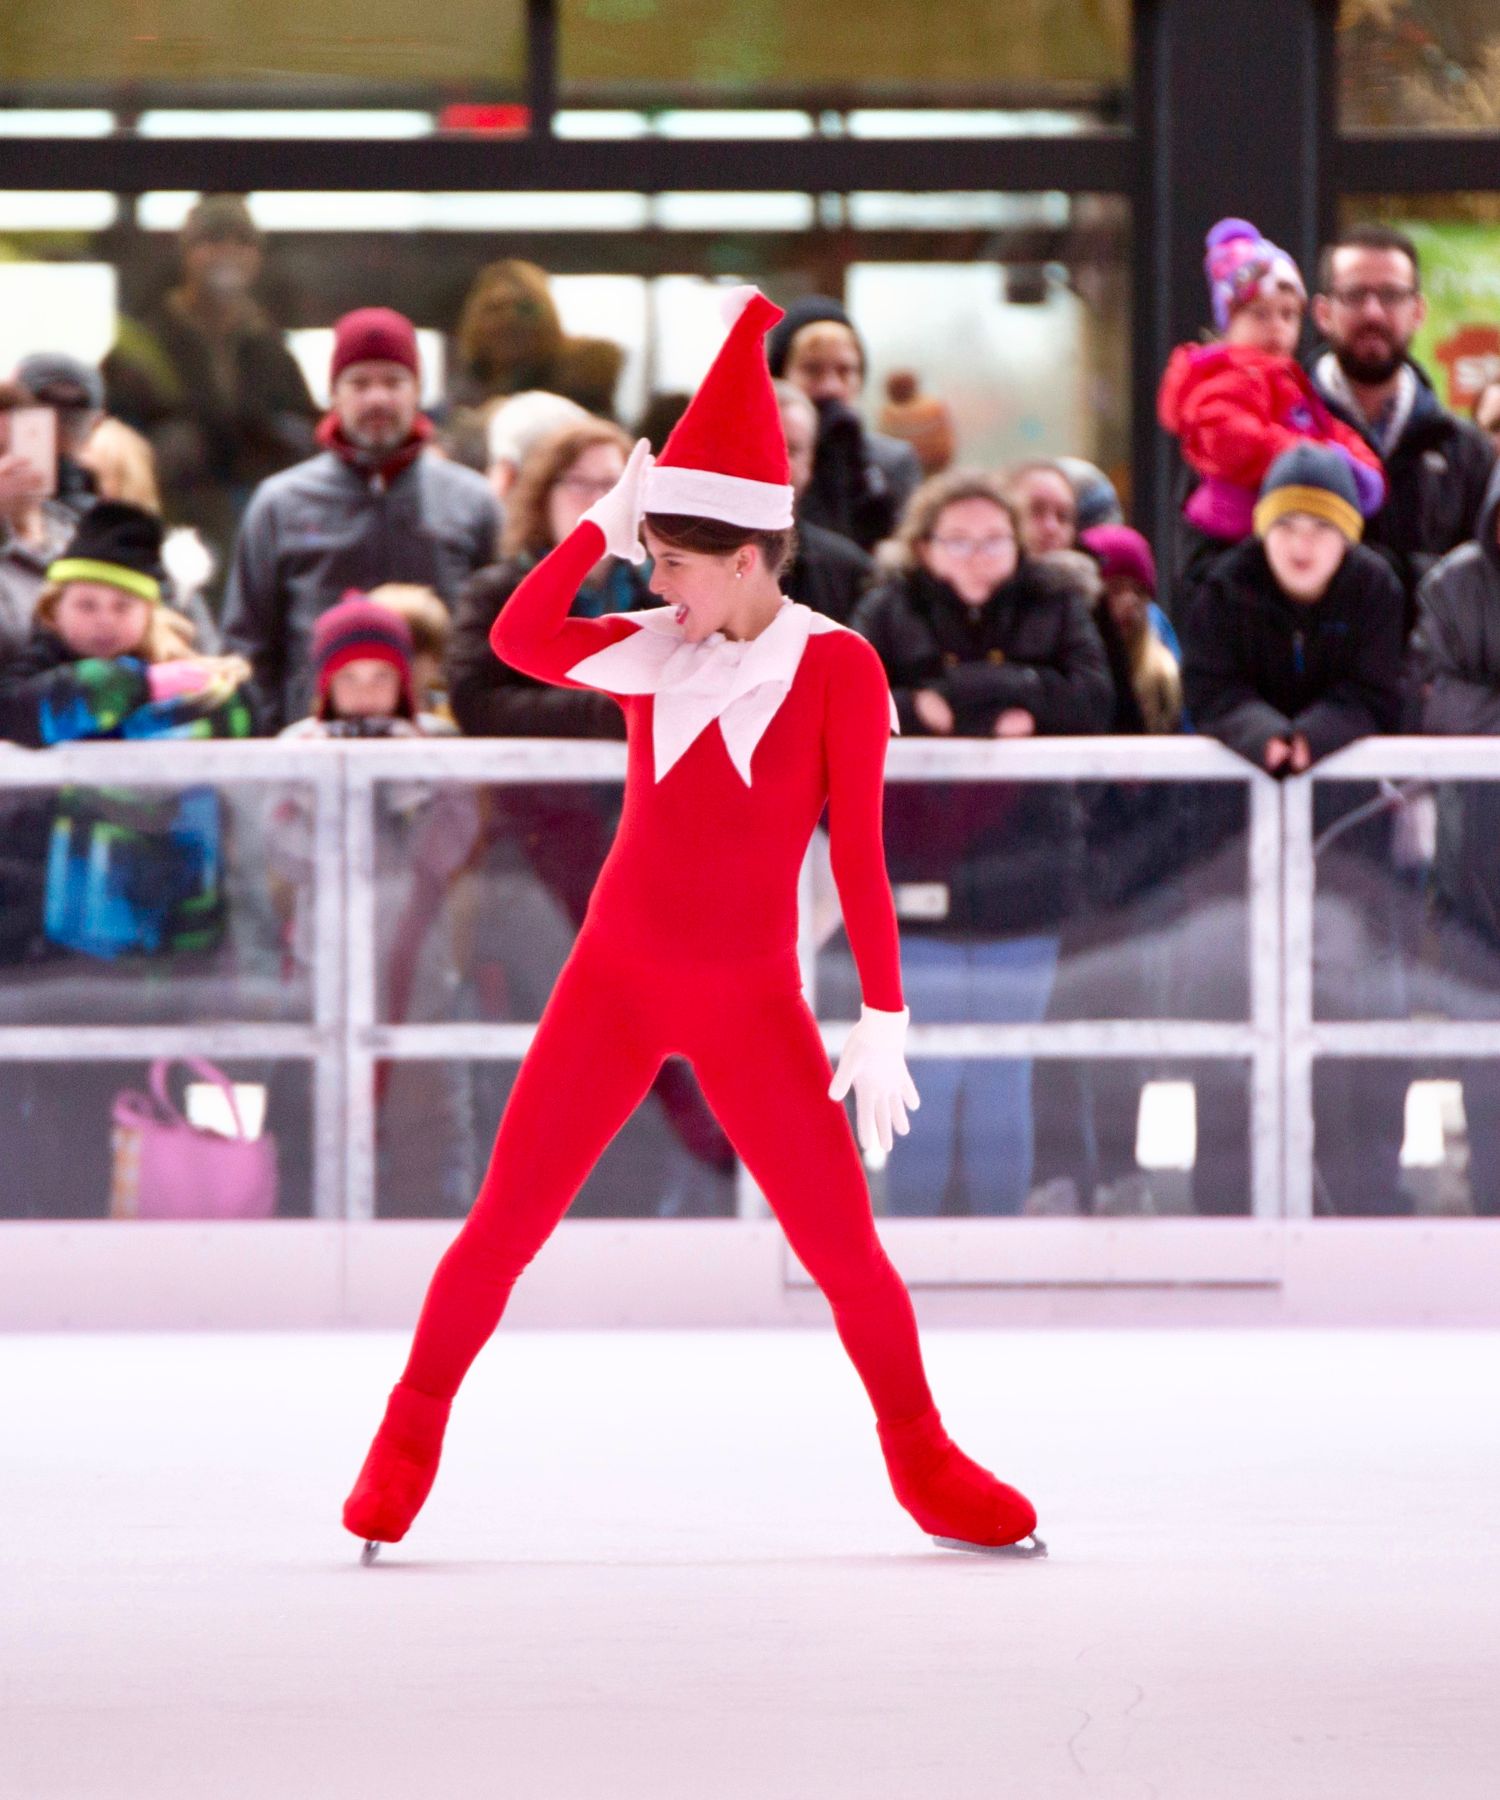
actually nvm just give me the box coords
[527,0,558,138]
[1132,0,1337,603]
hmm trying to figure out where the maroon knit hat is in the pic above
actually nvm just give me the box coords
[330,307,420,383]
[1081,524,1157,599]
[312,592,416,719]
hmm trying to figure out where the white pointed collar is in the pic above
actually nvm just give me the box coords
[565,599,898,785]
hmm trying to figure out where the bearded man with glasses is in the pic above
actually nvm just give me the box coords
[1310,223,1495,618]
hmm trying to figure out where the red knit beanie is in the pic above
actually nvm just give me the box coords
[312,592,416,719]
[330,308,420,383]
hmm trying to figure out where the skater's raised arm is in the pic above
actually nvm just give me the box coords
[823,631,905,1014]
[487,525,636,687]
[489,439,654,688]
[823,629,921,1157]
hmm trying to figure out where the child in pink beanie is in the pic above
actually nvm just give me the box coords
[1158,217,1385,549]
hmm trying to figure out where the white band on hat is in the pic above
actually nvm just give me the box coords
[644,465,795,530]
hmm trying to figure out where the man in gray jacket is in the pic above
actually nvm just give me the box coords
[222,307,499,730]
[1410,461,1500,1215]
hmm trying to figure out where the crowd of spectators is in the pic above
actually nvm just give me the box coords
[6,195,1500,1221]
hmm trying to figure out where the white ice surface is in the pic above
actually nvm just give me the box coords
[5,1328,1499,1800]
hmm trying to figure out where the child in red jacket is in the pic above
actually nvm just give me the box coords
[1158,217,1385,548]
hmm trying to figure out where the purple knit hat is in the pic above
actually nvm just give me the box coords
[1205,217,1306,333]
[1081,524,1157,598]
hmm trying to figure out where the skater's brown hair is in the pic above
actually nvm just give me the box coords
[643,512,797,579]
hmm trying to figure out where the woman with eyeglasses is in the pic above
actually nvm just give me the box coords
[851,471,1112,1216]
[449,418,649,737]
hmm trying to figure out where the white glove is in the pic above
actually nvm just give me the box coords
[581,436,653,566]
[828,1005,921,1158]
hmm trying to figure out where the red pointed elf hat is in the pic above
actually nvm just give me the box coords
[642,286,795,530]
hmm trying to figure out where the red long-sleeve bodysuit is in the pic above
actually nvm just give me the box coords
[493,523,905,1009]
[351,520,1040,1552]
[399,521,933,1426]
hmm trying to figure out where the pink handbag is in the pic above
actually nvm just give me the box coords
[110,1058,278,1221]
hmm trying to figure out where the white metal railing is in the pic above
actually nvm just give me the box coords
[1283,738,1500,1218]
[4,733,1492,1221]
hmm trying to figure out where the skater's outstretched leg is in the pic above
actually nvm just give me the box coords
[343,1383,451,1545]
[877,1408,1038,1548]
[689,978,932,1416]
[688,980,1039,1545]
[402,943,663,1400]
[342,943,662,1546]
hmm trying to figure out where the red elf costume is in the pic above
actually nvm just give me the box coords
[342,288,1043,1559]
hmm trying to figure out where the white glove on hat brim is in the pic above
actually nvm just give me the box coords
[828,1004,921,1158]
[580,437,653,566]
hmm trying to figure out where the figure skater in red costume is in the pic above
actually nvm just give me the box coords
[343,289,1044,1561]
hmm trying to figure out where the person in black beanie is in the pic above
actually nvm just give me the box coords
[767,295,921,552]
[0,498,253,752]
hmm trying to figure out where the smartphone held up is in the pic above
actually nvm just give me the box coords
[2,405,59,497]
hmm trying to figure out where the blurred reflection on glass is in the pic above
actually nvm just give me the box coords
[103,196,319,586]
[374,1058,736,1219]
[818,779,1252,1215]
[0,4,526,105]
[369,780,608,1026]
[1306,779,1422,1216]
[1429,779,1500,1214]
[367,777,736,1217]
[0,191,1130,613]
[1339,2,1500,130]
[559,0,1130,117]
[849,1058,1251,1219]
[0,1058,313,1219]
[0,781,315,1025]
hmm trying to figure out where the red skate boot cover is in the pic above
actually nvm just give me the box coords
[878,1408,1038,1547]
[342,1383,452,1545]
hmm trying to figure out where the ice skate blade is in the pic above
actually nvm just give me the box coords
[932,1532,1048,1559]
[360,1540,382,1566]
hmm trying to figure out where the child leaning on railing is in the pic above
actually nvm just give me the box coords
[0,501,253,965]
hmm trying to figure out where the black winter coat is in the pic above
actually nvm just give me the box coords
[1409,462,1500,734]
[799,400,922,553]
[1312,355,1496,615]
[1181,537,1405,770]
[851,559,1114,740]
[446,554,650,739]
[782,520,873,626]
[1409,462,1500,942]
[851,560,1112,937]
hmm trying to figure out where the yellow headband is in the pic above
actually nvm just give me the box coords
[45,558,161,603]
[1253,484,1362,545]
